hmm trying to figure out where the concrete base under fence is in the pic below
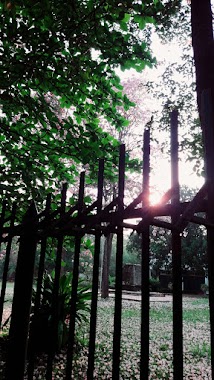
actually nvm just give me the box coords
[99,290,172,302]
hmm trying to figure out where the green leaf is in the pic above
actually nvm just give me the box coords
[0,0,178,205]
[122,119,130,127]
[122,13,131,23]
[119,21,128,31]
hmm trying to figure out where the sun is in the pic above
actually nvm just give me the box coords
[149,190,164,206]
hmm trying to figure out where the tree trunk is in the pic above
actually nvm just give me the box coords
[191,1,214,375]
[101,233,113,298]
[191,0,214,119]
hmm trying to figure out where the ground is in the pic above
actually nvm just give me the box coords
[0,290,211,379]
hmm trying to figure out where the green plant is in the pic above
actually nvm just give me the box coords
[201,283,209,295]
[109,275,115,287]
[168,282,173,291]
[191,342,211,359]
[149,277,161,292]
[183,308,209,323]
[30,272,91,353]
[159,343,169,351]
[79,247,94,284]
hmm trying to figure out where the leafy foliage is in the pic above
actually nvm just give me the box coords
[146,2,204,174]
[127,220,207,273]
[149,276,161,291]
[30,272,91,353]
[0,0,180,201]
[182,222,207,273]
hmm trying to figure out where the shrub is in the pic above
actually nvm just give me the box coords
[79,249,94,283]
[201,283,209,295]
[149,277,161,292]
[109,275,115,287]
[29,272,91,353]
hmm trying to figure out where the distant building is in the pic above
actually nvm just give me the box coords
[122,264,206,294]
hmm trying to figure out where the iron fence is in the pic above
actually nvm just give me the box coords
[0,106,213,379]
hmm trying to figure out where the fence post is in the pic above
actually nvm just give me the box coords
[27,194,51,379]
[112,144,125,380]
[5,202,38,380]
[170,110,183,380]
[140,127,150,380]
[46,184,67,380]
[87,158,104,379]
[201,89,214,377]
[65,172,85,380]
[0,202,17,328]
[0,200,6,250]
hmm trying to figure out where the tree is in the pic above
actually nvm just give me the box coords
[191,0,214,119]
[0,0,180,202]
[99,74,151,297]
[145,1,204,175]
[127,222,207,274]
[127,227,172,273]
[182,222,207,273]
[146,1,214,177]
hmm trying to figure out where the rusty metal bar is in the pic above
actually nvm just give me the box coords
[123,219,173,231]
[46,184,67,380]
[65,172,85,380]
[140,127,150,380]
[27,194,51,380]
[175,181,208,231]
[87,159,104,379]
[124,190,146,216]
[112,144,125,380]
[190,214,212,227]
[0,200,6,249]
[137,187,175,233]
[0,202,17,328]
[171,110,183,380]
[48,198,207,237]
[32,194,52,314]
[44,203,77,230]
[5,202,38,380]
[201,89,214,377]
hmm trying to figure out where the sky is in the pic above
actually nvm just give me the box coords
[118,19,205,205]
[148,34,205,203]
[149,157,204,205]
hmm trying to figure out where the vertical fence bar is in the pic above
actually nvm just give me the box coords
[0,200,6,250]
[5,202,38,380]
[33,194,52,311]
[170,110,183,380]
[112,144,125,380]
[46,184,67,380]
[87,159,104,379]
[140,128,150,380]
[0,202,17,328]
[65,172,85,380]
[27,194,51,380]
[201,89,214,377]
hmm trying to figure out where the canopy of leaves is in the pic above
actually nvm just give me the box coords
[0,0,180,202]
[127,221,207,273]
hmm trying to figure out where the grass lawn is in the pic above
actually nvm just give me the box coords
[64,296,211,379]
[1,293,211,379]
[88,297,211,379]
[0,281,14,302]
[0,281,14,325]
